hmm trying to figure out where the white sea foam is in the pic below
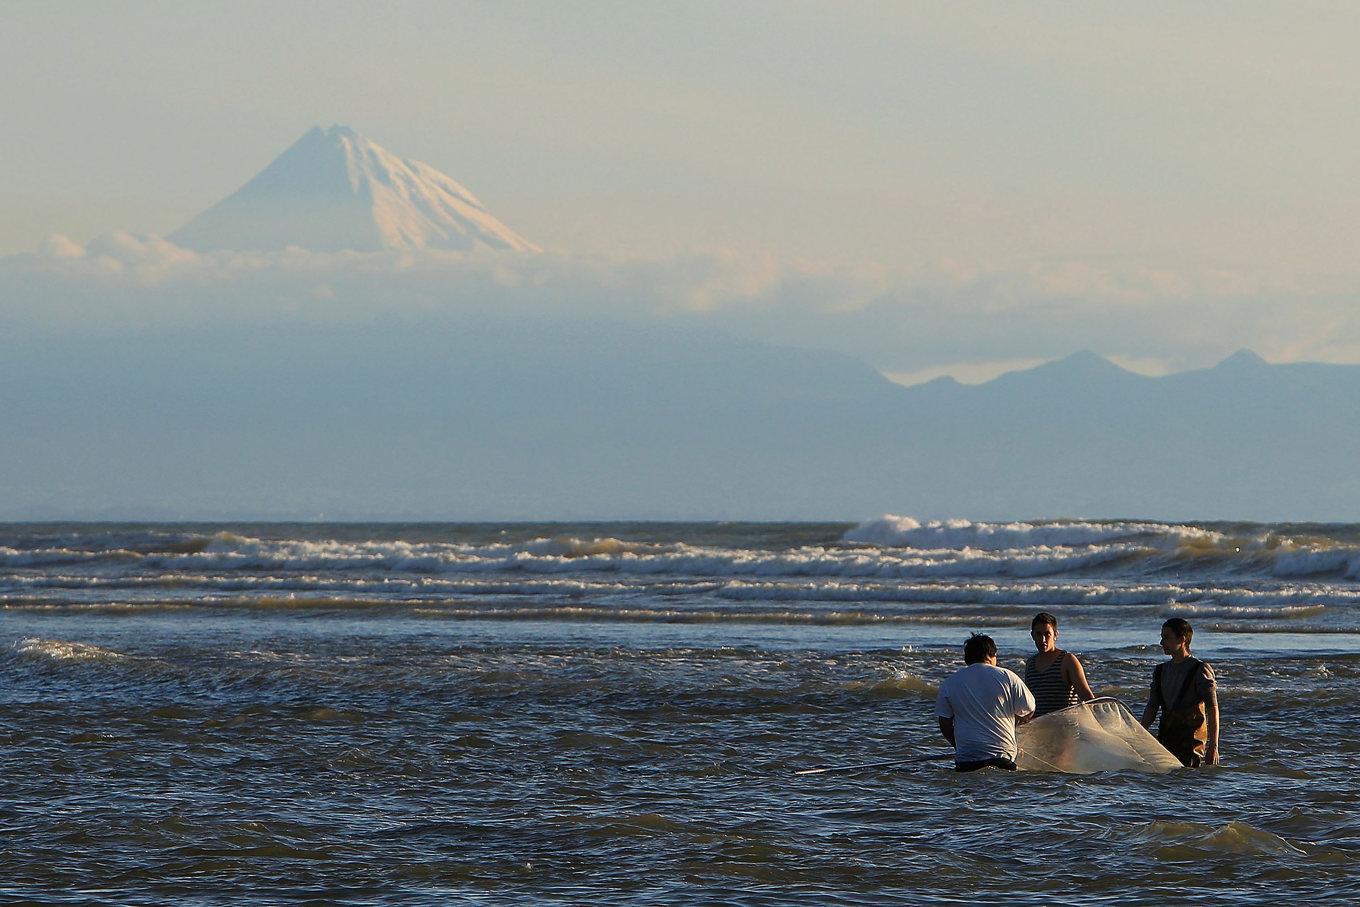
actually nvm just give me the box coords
[1166,602,1327,619]
[1166,584,1357,608]
[407,603,1017,626]
[7,524,1360,589]
[161,533,1160,580]
[0,546,134,566]
[6,525,1360,633]
[11,637,129,662]
[521,536,660,558]
[841,514,1223,550]
[715,579,1173,608]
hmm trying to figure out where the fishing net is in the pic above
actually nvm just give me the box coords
[1016,697,1182,774]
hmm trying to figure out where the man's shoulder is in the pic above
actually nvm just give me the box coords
[1161,656,1216,685]
[1001,666,1033,700]
[993,664,1026,684]
[1182,655,1214,675]
[964,663,1026,687]
[938,666,966,693]
[941,663,978,689]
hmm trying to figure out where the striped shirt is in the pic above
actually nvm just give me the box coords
[1024,650,1081,717]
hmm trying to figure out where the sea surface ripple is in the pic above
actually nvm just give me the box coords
[2,520,1358,904]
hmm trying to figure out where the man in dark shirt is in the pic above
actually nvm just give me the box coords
[1140,618,1220,767]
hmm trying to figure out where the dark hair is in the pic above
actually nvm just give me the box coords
[1162,617,1193,646]
[963,633,997,664]
[1031,612,1058,632]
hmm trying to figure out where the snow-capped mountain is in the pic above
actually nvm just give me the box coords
[169,125,538,253]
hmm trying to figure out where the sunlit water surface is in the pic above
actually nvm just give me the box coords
[3,521,1358,904]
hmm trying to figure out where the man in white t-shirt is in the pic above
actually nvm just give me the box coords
[936,633,1036,772]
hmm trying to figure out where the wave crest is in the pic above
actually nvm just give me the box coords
[842,514,1221,550]
[11,637,129,662]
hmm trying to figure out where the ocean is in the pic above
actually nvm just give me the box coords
[3,518,1358,904]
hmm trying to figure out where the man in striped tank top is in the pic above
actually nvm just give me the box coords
[1024,612,1096,717]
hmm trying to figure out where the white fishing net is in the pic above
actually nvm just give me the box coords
[1016,698,1182,774]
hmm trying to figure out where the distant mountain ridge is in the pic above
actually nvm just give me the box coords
[170,125,538,253]
[3,323,1357,520]
[935,348,1270,390]
[889,348,1360,519]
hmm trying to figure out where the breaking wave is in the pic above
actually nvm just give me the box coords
[2,522,1360,584]
[1,520,1356,634]
[841,516,1360,580]
[841,514,1224,550]
[0,533,1319,579]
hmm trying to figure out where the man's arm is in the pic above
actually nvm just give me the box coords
[1204,689,1220,765]
[935,684,955,747]
[1141,669,1162,728]
[1064,653,1096,701]
[1014,676,1036,725]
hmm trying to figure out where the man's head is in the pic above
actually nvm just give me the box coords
[963,632,997,665]
[1161,618,1193,655]
[1031,612,1059,652]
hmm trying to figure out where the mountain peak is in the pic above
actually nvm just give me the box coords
[1213,348,1268,370]
[322,123,360,140]
[995,350,1130,384]
[1056,349,1117,369]
[169,125,539,254]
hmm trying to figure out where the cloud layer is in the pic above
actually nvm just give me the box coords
[5,232,1359,378]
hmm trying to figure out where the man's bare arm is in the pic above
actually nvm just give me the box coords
[1140,701,1158,728]
[1204,694,1220,765]
[1065,654,1096,701]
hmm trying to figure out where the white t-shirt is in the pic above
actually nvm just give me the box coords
[935,662,1036,762]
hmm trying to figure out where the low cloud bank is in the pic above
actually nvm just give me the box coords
[5,232,1359,375]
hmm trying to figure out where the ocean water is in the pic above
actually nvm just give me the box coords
[3,518,1359,904]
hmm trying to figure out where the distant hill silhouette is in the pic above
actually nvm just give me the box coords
[2,322,1355,520]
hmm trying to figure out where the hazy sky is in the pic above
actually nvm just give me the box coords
[5,1,1360,379]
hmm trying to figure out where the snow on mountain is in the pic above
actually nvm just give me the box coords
[169,125,539,254]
